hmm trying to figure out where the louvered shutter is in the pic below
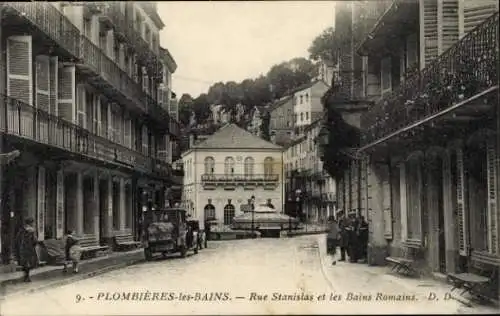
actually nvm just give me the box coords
[49,56,58,115]
[142,67,149,92]
[383,167,393,239]
[400,163,408,241]
[6,35,33,136]
[37,166,46,240]
[130,119,136,150]
[107,102,113,141]
[142,125,149,156]
[157,84,165,107]
[56,168,65,238]
[486,140,497,255]
[124,118,132,148]
[441,0,459,53]
[76,84,86,128]
[456,148,468,256]
[463,0,498,35]
[57,66,76,122]
[36,55,50,143]
[157,134,167,162]
[420,0,439,68]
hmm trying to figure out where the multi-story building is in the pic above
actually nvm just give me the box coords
[292,80,329,135]
[268,96,294,146]
[0,2,182,266]
[181,123,283,229]
[284,119,335,223]
[316,60,336,87]
[319,0,499,291]
[246,106,264,137]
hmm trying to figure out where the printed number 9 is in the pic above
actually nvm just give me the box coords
[75,294,82,303]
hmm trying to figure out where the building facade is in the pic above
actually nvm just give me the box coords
[181,124,284,229]
[269,96,294,146]
[293,80,329,135]
[319,0,499,290]
[0,2,182,265]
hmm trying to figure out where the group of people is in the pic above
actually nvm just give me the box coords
[16,218,82,282]
[326,211,369,264]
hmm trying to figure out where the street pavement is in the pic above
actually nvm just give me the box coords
[0,235,497,315]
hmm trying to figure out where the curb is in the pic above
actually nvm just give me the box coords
[285,230,328,237]
[0,254,144,300]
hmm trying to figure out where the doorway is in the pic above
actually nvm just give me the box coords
[99,179,107,245]
[436,156,446,273]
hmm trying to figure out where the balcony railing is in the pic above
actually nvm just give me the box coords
[0,94,154,173]
[362,12,499,145]
[201,174,279,184]
[6,2,81,58]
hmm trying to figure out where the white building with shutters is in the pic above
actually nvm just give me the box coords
[320,0,500,289]
[0,2,183,265]
[181,123,284,229]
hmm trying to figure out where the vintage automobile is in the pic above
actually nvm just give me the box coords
[142,207,198,261]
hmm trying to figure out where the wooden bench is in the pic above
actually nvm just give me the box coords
[447,251,499,306]
[385,244,424,276]
[79,235,109,259]
[112,234,141,251]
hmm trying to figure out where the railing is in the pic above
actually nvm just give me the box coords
[362,12,499,145]
[201,174,280,183]
[0,94,152,173]
[7,2,81,58]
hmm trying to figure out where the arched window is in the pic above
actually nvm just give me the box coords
[244,157,254,177]
[204,204,216,221]
[224,157,235,175]
[204,156,215,175]
[264,157,274,177]
[223,204,235,225]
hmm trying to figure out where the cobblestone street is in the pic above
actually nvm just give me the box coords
[2,235,495,315]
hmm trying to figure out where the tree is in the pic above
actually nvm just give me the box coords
[192,93,211,122]
[260,110,271,141]
[308,27,338,62]
[178,93,194,126]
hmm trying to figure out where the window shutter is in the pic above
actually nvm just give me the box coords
[56,168,65,238]
[157,135,167,162]
[93,95,101,136]
[124,118,132,148]
[463,0,498,34]
[456,148,468,256]
[383,169,393,239]
[76,84,87,128]
[420,0,438,68]
[37,166,46,240]
[57,65,76,122]
[49,56,58,115]
[158,84,165,107]
[7,35,33,105]
[486,140,497,255]
[36,55,50,111]
[400,163,408,241]
[142,125,149,156]
[142,67,149,92]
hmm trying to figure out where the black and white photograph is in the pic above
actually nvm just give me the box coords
[0,0,498,315]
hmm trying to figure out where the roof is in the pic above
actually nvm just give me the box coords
[193,123,283,150]
[287,80,326,95]
[267,96,293,113]
[160,47,178,73]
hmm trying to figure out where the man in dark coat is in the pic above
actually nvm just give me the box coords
[358,216,369,261]
[204,220,211,248]
[347,215,359,263]
[15,218,38,282]
[337,212,348,261]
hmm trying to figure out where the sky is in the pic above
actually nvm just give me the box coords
[157,1,336,98]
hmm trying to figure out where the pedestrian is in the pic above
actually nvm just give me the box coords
[63,230,82,274]
[337,211,348,262]
[204,219,211,248]
[15,217,38,282]
[358,216,369,261]
[326,216,339,264]
[347,214,359,263]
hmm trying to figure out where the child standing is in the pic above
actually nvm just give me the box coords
[63,230,82,273]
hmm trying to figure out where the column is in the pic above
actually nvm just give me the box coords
[25,166,37,222]
[75,171,84,235]
[105,176,113,238]
[442,150,457,272]
[426,158,440,272]
[36,166,46,240]
[119,178,126,231]
[92,170,100,240]
[56,168,65,238]
[366,161,388,266]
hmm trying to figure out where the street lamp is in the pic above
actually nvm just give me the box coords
[250,195,255,238]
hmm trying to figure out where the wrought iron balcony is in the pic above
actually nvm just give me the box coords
[5,2,81,59]
[201,174,279,187]
[362,12,499,147]
[0,94,153,174]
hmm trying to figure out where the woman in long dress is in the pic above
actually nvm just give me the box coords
[15,218,38,282]
[63,230,82,273]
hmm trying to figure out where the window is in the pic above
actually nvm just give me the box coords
[204,156,215,175]
[305,93,309,102]
[264,157,274,177]
[204,204,216,221]
[223,204,235,225]
[83,18,92,39]
[306,112,309,120]
[300,95,303,104]
[224,157,235,175]
[300,113,304,121]
[244,157,254,177]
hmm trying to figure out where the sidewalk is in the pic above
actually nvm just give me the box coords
[0,248,144,299]
[315,235,499,314]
